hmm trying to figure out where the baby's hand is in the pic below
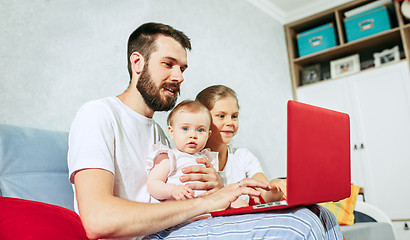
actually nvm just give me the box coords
[171,185,195,200]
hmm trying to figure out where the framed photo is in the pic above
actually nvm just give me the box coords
[301,64,321,85]
[330,54,360,79]
[374,46,400,67]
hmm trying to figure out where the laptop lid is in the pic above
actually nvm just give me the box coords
[286,100,351,206]
[210,100,350,216]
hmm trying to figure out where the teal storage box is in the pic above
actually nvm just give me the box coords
[344,5,391,42]
[296,23,337,57]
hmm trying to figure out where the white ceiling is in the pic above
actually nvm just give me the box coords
[247,0,352,24]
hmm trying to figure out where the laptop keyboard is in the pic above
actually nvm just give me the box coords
[252,200,288,209]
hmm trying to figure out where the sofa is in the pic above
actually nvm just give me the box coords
[0,124,89,239]
[0,124,396,240]
[341,201,396,240]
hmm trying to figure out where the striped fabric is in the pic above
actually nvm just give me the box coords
[144,205,343,240]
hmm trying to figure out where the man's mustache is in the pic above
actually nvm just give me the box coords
[162,82,180,95]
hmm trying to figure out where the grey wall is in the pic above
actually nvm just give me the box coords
[0,0,292,179]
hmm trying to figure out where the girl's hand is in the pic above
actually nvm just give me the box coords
[269,179,287,199]
[180,158,224,196]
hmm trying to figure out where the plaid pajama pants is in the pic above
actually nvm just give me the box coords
[144,205,343,240]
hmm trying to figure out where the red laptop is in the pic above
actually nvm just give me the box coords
[211,100,351,217]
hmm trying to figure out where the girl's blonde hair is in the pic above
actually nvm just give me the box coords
[195,85,239,110]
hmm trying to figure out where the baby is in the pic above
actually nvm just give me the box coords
[146,100,217,201]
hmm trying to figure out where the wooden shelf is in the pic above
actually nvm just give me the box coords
[284,0,410,96]
[293,27,401,66]
[403,24,410,30]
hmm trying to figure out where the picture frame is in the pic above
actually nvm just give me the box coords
[301,64,321,85]
[330,54,360,79]
[373,46,400,67]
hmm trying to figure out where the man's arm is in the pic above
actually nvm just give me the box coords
[75,169,204,239]
[74,169,268,239]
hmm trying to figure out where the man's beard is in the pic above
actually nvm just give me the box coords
[137,62,180,111]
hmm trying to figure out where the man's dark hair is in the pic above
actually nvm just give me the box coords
[127,22,191,79]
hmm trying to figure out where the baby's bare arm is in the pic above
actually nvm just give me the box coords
[147,155,175,200]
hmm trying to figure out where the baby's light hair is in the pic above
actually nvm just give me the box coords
[167,100,212,128]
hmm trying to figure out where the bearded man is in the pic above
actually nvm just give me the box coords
[68,22,343,240]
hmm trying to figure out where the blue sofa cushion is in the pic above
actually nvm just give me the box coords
[0,124,74,210]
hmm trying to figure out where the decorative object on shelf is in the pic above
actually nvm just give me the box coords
[360,59,375,70]
[330,54,360,79]
[301,64,321,85]
[344,0,391,18]
[373,45,400,66]
[401,0,410,19]
[296,23,337,57]
[344,4,391,42]
[321,68,331,81]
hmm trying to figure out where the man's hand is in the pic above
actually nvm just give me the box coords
[180,157,224,196]
[203,178,269,212]
[230,198,249,208]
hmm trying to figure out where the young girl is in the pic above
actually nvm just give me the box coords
[146,100,218,202]
[196,85,286,207]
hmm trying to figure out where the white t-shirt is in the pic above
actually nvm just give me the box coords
[219,146,263,185]
[218,146,263,203]
[68,97,169,213]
